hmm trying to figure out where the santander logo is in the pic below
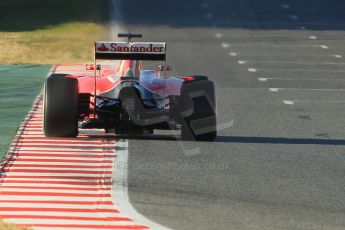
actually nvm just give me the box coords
[110,43,164,53]
[95,42,166,54]
[97,43,109,52]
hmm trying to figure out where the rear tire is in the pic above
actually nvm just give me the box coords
[44,74,79,137]
[181,96,217,141]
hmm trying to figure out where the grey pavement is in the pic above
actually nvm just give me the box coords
[116,0,345,229]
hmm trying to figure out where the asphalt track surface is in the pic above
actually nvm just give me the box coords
[117,0,345,229]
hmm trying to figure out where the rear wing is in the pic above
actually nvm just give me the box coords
[91,35,169,114]
[95,42,167,61]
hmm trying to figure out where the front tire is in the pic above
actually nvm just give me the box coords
[43,74,79,137]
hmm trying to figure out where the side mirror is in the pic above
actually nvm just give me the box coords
[86,64,102,71]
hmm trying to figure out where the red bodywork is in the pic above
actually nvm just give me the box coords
[51,60,185,112]
[53,61,185,94]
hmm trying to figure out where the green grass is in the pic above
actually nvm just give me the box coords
[0,65,50,158]
[0,0,108,64]
[0,22,106,64]
[0,219,32,230]
[0,0,108,31]
[0,220,32,230]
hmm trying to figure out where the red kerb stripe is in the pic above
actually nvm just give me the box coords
[3,168,113,174]
[0,200,113,205]
[0,207,118,213]
[0,186,111,191]
[18,223,148,229]
[0,191,112,198]
[0,214,131,221]
[8,164,113,169]
[0,180,112,186]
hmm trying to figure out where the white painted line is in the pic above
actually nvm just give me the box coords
[270,88,345,92]
[112,140,171,230]
[222,42,230,48]
[269,88,280,92]
[201,2,209,9]
[309,36,317,39]
[226,52,342,59]
[258,78,268,82]
[238,60,246,64]
[214,33,223,38]
[238,60,345,65]
[198,20,345,28]
[289,15,299,20]
[248,68,345,73]
[281,4,290,9]
[229,52,237,57]
[259,77,345,82]
[283,100,345,105]
[205,13,213,19]
[320,45,329,49]
[230,43,318,48]
[248,68,257,72]
[334,55,342,58]
[283,100,295,105]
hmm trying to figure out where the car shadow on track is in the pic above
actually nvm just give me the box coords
[215,136,345,146]
[115,134,178,141]
[85,133,345,145]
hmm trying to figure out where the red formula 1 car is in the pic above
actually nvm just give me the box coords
[43,34,217,141]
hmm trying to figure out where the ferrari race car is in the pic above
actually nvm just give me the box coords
[43,33,217,141]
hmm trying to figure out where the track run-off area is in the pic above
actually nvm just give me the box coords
[0,92,169,230]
